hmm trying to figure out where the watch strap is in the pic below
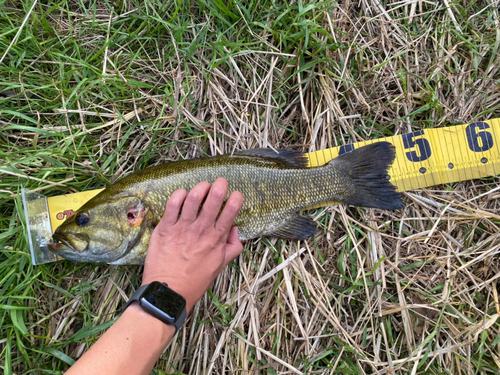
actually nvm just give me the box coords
[173,304,187,335]
[125,283,187,334]
[124,284,149,310]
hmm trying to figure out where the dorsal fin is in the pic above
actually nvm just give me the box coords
[234,148,308,168]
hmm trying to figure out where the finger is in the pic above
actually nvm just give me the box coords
[179,181,211,223]
[197,178,228,224]
[215,190,243,233]
[223,227,243,266]
[160,189,188,226]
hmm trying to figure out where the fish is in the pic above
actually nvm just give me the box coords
[50,142,403,264]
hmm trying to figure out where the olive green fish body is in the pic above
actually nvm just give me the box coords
[104,156,347,237]
[51,143,403,264]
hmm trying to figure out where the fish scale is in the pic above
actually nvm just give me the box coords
[115,157,345,239]
[51,143,403,264]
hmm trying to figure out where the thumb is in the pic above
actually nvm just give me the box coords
[224,227,243,266]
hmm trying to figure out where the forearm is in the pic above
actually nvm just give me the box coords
[66,303,175,375]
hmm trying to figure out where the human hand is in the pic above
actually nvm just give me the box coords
[142,178,244,313]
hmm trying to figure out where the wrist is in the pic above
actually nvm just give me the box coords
[126,282,188,335]
[141,278,196,313]
[123,302,175,344]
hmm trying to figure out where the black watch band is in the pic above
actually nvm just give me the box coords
[125,282,187,335]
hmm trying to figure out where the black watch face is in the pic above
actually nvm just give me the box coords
[141,283,186,321]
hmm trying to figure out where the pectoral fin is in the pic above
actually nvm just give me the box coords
[268,215,317,240]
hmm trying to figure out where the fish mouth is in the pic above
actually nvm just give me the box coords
[51,232,89,254]
[51,231,126,263]
[51,232,72,250]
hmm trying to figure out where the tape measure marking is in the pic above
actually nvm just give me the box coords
[306,118,500,209]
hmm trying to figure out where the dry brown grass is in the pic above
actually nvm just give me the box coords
[1,0,500,374]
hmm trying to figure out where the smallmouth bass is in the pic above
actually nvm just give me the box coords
[51,142,403,264]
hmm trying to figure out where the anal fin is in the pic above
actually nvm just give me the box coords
[268,215,317,240]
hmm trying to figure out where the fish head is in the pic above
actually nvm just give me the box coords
[51,195,152,263]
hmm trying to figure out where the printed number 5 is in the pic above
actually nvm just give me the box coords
[402,130,432,162]
[466,122,494,152]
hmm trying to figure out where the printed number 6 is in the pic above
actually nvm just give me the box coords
[402,130,432,162]
[466,122,494,152]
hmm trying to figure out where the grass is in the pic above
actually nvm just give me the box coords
[1,0,500,373]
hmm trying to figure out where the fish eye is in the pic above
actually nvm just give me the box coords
[75,213,90,226]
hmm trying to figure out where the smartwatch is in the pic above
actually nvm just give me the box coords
[125,281,187,334]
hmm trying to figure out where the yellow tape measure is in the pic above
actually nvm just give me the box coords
[308,118,500,191]
[47,189,103,232]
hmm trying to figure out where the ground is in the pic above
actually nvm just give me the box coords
[1,0,500,374]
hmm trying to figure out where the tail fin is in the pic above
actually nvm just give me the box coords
[332,142,403,210]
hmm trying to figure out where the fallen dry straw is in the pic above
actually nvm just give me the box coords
[1,0,500,373]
